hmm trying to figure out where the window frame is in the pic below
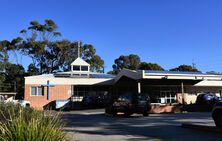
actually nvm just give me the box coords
[73,66,80,71]
[81,66,89,71]
[30,86,44,96]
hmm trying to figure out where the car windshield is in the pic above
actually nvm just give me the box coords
[117,95,132,102]
[138,95,148,101]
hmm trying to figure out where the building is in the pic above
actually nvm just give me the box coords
[24,57,222,109]
[24,57,115,109]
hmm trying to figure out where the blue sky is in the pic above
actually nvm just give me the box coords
[1,0,222,72]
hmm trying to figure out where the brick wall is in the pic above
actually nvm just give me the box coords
[24,84,72,109]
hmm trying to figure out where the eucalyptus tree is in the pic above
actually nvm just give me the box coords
[18,19,104,73]
[139,62,164,71]
[109,54,141,74]
[170,65,200,72]
[19,19,62,73]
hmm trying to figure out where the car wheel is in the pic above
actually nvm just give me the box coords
[124,112,131,117]
[214,114,222,127]
[143,112,148,117]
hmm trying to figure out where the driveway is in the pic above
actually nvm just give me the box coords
[62,109,222,141]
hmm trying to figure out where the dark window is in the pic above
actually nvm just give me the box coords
[81,66,88,71]
[73,66,80,71]
[31,87,37,96]
[30,86,44,96]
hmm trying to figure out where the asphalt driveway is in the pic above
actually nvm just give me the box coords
[62,109,222,141]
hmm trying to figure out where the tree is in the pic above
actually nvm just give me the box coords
[109,54,141,74]
[0,38,22,71]
[18,19,62,74]
[26,63,40,76]
[81,43,104,72]
[170,65,200,72]
[18,19,104,73]
[139,62,164,70]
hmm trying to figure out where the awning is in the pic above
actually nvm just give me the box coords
[194,80,222,87]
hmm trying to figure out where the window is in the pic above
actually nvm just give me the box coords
[31,86,44,96]
[73,66,80,71]
[81,66,88,71]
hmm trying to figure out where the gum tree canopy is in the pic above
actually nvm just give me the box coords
[18,19,104,74]
[170,65,200,72]
[108,54,164,74]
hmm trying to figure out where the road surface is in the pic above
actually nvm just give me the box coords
[62,109,222,141]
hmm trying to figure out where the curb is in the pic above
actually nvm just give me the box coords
[181,123,222,133]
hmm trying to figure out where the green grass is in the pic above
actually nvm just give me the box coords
[0,102,68,141]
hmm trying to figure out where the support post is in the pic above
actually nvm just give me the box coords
[181,82,184,104]
[138,82,141,94]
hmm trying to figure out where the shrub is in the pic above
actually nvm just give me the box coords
[0,102,68,141]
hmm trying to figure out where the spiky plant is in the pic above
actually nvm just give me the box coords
[0,102,68,141]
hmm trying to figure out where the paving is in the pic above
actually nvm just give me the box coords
[62,109,222,141]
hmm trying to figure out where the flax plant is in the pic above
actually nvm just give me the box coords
[0,102,68,141]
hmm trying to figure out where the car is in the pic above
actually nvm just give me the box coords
[55,100,71,111]
[105,94,151,117]
[82,96,95,107]
[95,94,113,107]
[196,93,222,105]
[212,102,222,127]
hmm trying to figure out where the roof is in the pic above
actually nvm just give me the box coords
[144,70,203,75]
[71,57,90,66]
[115,69,222,82]
[195,80,222,87]
[25,72,115,85]
[54,71,116,78]
[143,70,222,80]
[115,69,142,82]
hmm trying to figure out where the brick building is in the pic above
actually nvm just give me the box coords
[25,58,222,109]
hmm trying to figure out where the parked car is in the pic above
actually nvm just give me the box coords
[105,94,151,117]
[82,96,95,107]
[55,100,71,111]
[95,94,113,107]
[212,102,222,127]
[196,93,222,105]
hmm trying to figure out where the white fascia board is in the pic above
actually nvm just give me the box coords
[143,73,222,80]
[25,77,114,85]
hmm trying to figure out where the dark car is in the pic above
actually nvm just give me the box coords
[105,94,151,116]
[196,93,222,105]
[82,96,95,107]
[212,102,222,127]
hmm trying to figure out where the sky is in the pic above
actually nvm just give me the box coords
[1,0,222,73]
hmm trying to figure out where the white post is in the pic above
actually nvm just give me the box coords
[181,82,184,104]
[138,82,141,94]
[78,42,80,58]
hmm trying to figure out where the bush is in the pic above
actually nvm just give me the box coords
[0,102,68,141]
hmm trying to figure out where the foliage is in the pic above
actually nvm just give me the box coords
[108,54,164,74]
[0,38,22,71]
[17,19,104,73]
[26,63,40,76]
[109,54,141,74]
[0,103,68,141]
[18,19,62,74]
[0,63,25,99]
[170,64,200,72]
[5,63,25,99]
[139,62,164,70]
